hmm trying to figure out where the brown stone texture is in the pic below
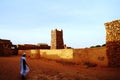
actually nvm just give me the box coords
[105,20,120,67]
[51,29,64,49]
[0,39,18,56]
[73,47,108,66]
[18,44,50,50]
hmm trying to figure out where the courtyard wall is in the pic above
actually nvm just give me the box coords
[18,47,108,66]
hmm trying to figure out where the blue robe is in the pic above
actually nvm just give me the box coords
[20,56,29,76]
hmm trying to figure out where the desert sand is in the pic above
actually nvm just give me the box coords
[0,56,120,80]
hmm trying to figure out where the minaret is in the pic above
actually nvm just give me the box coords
[51,29,64,49]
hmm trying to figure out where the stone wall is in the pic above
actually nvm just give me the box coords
[0,39,17,56]
[105,20,120,67]
[51,29,64,49]
[18,47,108,66]
[73,47,108,66]
[40,49,73,60]
[18,49,40,59]
[19,49,73,59]
[18,44,50,50]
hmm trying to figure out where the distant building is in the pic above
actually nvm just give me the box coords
[37,43,50,49]
[0,39,18,56]
[18,43,50,50]
[51,29,64,49]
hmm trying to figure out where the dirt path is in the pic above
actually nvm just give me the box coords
[0,56,120,80]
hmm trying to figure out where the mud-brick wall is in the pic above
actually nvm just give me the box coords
[18,49,73,59]
[40,49,73,60]
[18,47,108,66]
[73,47,108,66]
[105,20,120,67]
[18,49,40,58]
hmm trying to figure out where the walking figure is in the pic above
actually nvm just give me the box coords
[20,53,29,80]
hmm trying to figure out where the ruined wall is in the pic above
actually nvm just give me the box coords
[51,29,64,49]
[0,39,14,56]
[105,20,120,67]
[18,47,108,66]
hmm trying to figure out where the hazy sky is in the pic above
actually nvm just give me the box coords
[0,0,120,48]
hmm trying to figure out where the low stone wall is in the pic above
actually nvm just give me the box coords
[40,49,73,59]
[18,47,108,66]
[73,47,108,66]
[18,49,73,59]
[18,49,40,59]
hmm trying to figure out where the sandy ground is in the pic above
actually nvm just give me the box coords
[0,56,120,80]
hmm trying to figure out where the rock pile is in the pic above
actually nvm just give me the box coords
[105,20,120,67]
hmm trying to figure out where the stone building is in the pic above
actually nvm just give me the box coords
[37,43,50,49]
[51,29,64,49]
[18,44,50,50]
[0,39,18,56]
[105,20,120,67]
